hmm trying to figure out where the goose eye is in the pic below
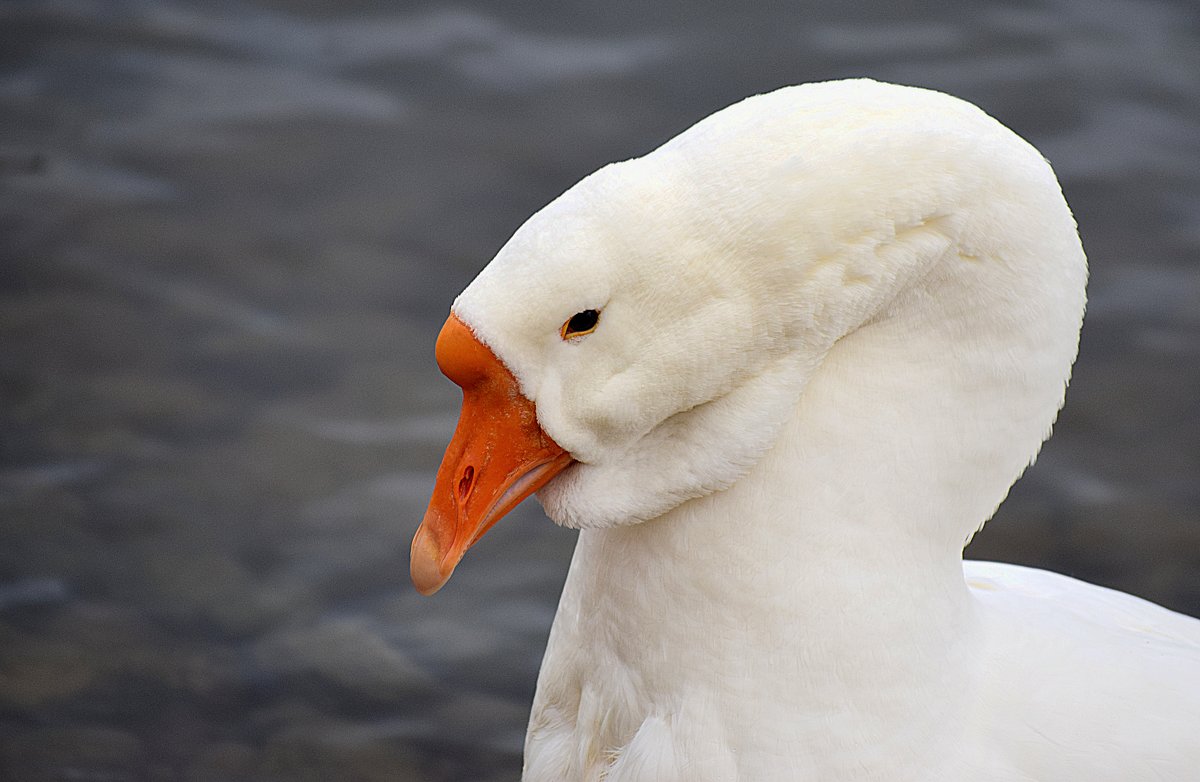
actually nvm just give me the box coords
[560,309,600,340]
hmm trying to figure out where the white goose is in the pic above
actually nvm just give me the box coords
[410,79,1200,781]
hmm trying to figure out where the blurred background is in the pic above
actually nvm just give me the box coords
[1,0,1197,779]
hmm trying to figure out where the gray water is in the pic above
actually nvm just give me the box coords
[1,0,1198,779]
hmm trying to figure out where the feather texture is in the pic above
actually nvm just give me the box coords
[445,79,1200,781]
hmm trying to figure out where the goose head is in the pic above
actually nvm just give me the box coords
[410,79,1086,595]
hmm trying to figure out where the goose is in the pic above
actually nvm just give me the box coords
[409,79,1200,781]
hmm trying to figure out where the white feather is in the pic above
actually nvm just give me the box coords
[449,79,1200,781]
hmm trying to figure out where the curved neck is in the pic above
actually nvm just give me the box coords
[538,246,1084,774]
[554,354,985,776]
[569,299,994,648]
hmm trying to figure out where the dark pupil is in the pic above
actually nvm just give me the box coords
[567,309,599,335]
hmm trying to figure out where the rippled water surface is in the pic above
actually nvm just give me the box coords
[2,1,1198,779]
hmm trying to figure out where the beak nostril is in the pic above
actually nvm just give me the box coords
[458,466,475,500]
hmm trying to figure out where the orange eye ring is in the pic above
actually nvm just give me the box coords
[560,309,601,340]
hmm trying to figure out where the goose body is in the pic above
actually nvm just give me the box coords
[411,79,1200,781]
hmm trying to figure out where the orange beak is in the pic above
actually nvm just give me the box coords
[410,313,573,595]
